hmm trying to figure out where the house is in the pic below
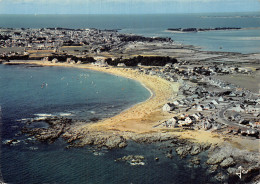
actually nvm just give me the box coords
[218,96,225,102]
[239,119,249,125]
[51,58,58,63]
[231,105,245,112]
[117,63,126,67]
[249,122,260,128]
[173,100,180,106]
[227,92,237,97]
[178,114,186,120]
[149,71,157,75]
[197,105,203,111]
[165,117,179,127]
[246,129,259,137]
[212,123,222,130]
[231,114,241,121]
[200,120,212,130]
[192,113,203,121]
[211,100,219,105]
[184,117,193,124]
[204,103,216,110]
[162,103,175,112]
[227,126,240,134]
[246,107,259,114]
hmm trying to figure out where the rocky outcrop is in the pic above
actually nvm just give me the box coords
[174,142,211,158]
[190,144,202,155]
[175,145,191,158]
[22,117,73,143]
[130,133,180,144]
[190,156,200,165]
[70,131,128,149]
[206,152,226,165]
[22,117,128,149]
[220,157,236,168]
[115,155,145,165]
[105,136,127,149]
[208,165,218,174]
[207,144,260,183]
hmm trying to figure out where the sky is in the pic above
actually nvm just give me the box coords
[0,0,259,14]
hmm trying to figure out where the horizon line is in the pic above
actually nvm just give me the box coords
[0,11,260,16]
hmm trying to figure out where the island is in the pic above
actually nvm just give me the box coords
[167,27,241,32]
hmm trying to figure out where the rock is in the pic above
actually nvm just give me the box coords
[115,155,145,166]
[22,117,73,143]
[200,142,212,150]
[105,136,127,149]
[130,133,179,144]
[118,141,128,148]
[227,167,237,175]
[190,145,201,155]
[166,153,173,159]
[190,156,200,165]
[207,152,226,165]
[215,173,228,182]
[208,165,218,174]
[175,145,191,158]
[155,157,159,161]
[220,157,236,168]
[244,165,260,182]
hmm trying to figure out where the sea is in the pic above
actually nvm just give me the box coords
[0,12,260,53]
[0,12,259,183]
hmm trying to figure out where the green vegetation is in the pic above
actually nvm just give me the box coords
[106,56,178,66]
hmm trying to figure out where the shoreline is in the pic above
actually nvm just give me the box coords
[5,60,176,130]
[3,60,241,147]
[4,59,260,183]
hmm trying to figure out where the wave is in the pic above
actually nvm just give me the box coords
[34,113,53,117]
[58,112,73,116]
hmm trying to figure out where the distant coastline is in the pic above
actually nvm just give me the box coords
[167,27,241,33]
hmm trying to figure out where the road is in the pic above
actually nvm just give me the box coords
[218,92,251,129]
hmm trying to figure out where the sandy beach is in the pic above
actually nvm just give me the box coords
[10,60,178,132]
[5,60,259,151]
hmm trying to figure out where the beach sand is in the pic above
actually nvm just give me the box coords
[6,60,258,151]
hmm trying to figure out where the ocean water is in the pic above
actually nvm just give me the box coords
[0,12,260,53]
[0,65,216,184]
[0,12,258,183]
[0,64,150,137]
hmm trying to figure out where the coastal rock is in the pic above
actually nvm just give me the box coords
[2,139,19,145]
[220,157,236,168]
[175,145,191,158]
[244,165,260,182]
[227,167,237,175]
[206,152,226,165]
[115,155,145,166]
[200,142,212,151]
[105,136,127,149]
[166,153,173,159]
[76,131,128,149]
[215,173,228,182]
[208,165,218,174]
[130,133,178,144]
[22,117,73,143]
[190,156,200,165]
[190,144,202,155]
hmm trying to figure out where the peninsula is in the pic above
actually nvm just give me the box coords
[1,27,260,183]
